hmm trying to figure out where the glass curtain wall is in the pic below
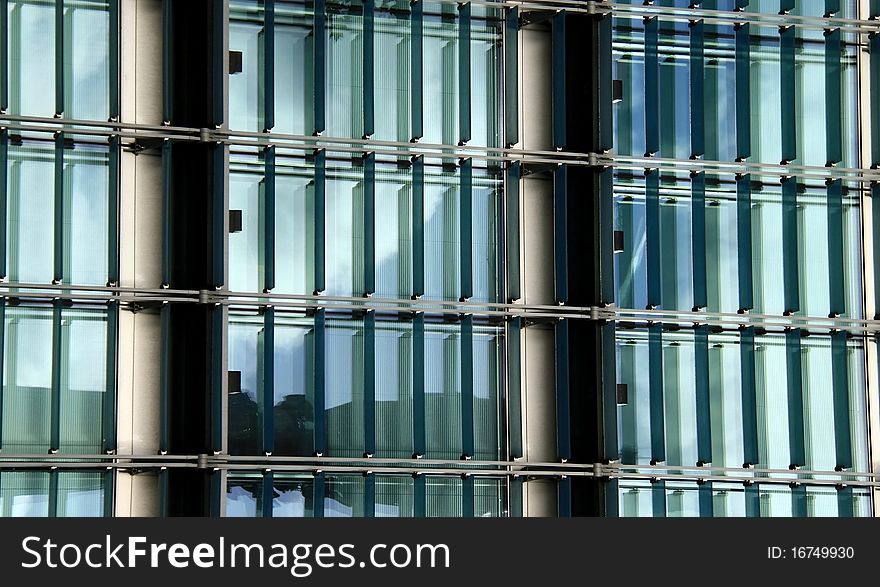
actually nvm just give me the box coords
[611,1,871,516]
[0,0,117,516]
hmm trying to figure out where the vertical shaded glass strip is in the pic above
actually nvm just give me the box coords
[314,0,326,135]
[507,317,522,458]
[554,165,568,304]
[314,150,326,293]
[108,136,120,285]
[262,308,275,454]
[740,327,759,465]
[55,0,64,116]
[506,161,520,302]
[48,472,58,517]
[780,26,796,163]
[364,311,376,457]
[0,0,6,112]
[159,303,170,453]
[460,158,472,300]
[509,477,522,517]
[313,472,325,517]
[412,156,424,297]
[735,24,751,160]
[109,0,119,120]
[555,319,570,461]
[410,0,423,141]
[695,325,711,464]
[314,309,325,455]
[786,329,805,467]
[413,313,425,456]
[0,129,6,279]
[827,180,845,315]
[414,474,426,517]
[262,0,275,132]
[103,470,114,517]
[552,11,566,150]
[644,16,658,155]
[54,133,64,283]
[837,487,854,517]
[462,475,474,517]
[103,302,118,453]
[213,145,225,288]
[791,485,807,517]
[364,153,375,295]
[646,169,661,308]
[211,305,224,452]
[690,19,704,158]
[458,2,471,144]
[737,174,753,310]
[745,483,760,517]
[831,331,852,469]
[363,0,374,138]
[782,177,799,313]
[648,323,665,462]
[651,480,666,517]
[50,302,62,452]
[263,147,275,291]
[692,172,707,309]
[461,315,474,457]
[504,6,518,147]
[558,477,571,517]
[364,473,375,517]
[163,0,172,123]
[825,28,841,165]
[262,471,274,517]
[698,482,713,518]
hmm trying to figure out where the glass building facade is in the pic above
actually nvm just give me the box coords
[0,0,878,517]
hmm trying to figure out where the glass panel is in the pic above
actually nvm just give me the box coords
[56,472,104,517]
[0,472,50,517]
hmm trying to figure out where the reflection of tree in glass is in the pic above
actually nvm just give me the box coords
[229,392,259,455]
[274,395,314,456]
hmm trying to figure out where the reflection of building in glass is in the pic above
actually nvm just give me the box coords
[2,0,880,517]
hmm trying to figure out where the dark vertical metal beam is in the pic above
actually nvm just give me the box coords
[554,165,568,304]
[827,179,845,317]
[504,6,518,147]
[506,161,520,302]
[55,0,64,117]
[644,16,658,156]
[458,2,471,145]
[786,328,805,468]
[50,302,62,453]
[412,155,424,298]
[363,0,374,138]
[163,0,172,124]
[410,0,423,142]
[263,146,276,292]
[103,302,118,454]
[313,309,326,455]
[364,311,376,457]
[825,27,841,165]
[414,474,426,517]
[692,171,707,310]
[159,302,170,454]
[740,326,759,466]
[314,150,326,294]
[694,325,711,465]
[648,323,665,463]
[0,301,5,450]
[0,129,7,280]
[212,0,224,128]
[690,19,705,158]
[461,315,474,458]
[462,475,474,517]
[262,308,275,454]
[782,177,799,314]
[313,471,325,517]
[109,0,119,121]
[831,331,852,470]
[54,133,64,284]
[552,11,566,150]
[262,470,274,517]
[412,313,425,457]
[735,23,751,161]
[211,305,224,454]
[262,0,275,132]
[314,0,326,135]
[364,153,375,296]
[0,0,7,113]
[646,169,661,308]
[507,317,522,458]
[780,25,796,164]
[555,319,570,462]
[460,158,472,301]
[108,136,120,286]
[737,174,753,311]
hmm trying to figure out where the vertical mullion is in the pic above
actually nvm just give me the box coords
[791,485,807,518]
[462,475,474,517]
[786,329,805,468]
[735,23,751,161]
[458,2,471,145]
[740,327,759,466]
[262,308,275,454]
[159,302,170,454]
[411,0,423,141]
[646,169,661,308]
[103,302,118,454]
[263,0,275,132]
[54,134,64,284]
[109,0,119,120]
[644,16,658,156]
[509,476,522,517]
[162,0,172,124]
[555,319,570,461]
[364,153,375,295]
[55,0,64,117]
[50,302,62,453]
[698,482,713,518]
[831,331,852,469]
[780,25,796,164]
[690,19,705,158]
[108,136,120,285]
[212,144,226,288]
[554,165,568,304]
[782,177,799,314]
[837,486,854,517]
[827,179,845,316]
[412,156,424,297]
[0,129,6,280]
[103,469,114,517]
[745,483,760,517]
[364,473,375,517]
[262,470,274,517]
[314,309,325,455]
[874,186,880,317]
[872,34,880,169]
[692,171,707,309]
[649,323,665,463]
[48,471,58,517]
[737,174,753,311]
[314,150,326,294]
[558,477,571,517]
[263,146,276,292]
[651,480,666,517]
[364,311,376,457]
[313,471,325,517]
[414,474,426,517]
[0,301,4,450]
[551,11,566,150]
[161,141,171,286]
[460,158,472,301]
[695,325,711,465]
[461,315,474,458]
[599,14,613,153]
[825,28,841,165]
[212,0,224,128]
[363,0,374,138]
[504,6,518,147]
[506,161,520,302]
[507,317,522,458]
[0,0,6,113]
[211,305,224,453]
[412,313,425,456]
[825,0,841,16]
[314,0,326,135]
